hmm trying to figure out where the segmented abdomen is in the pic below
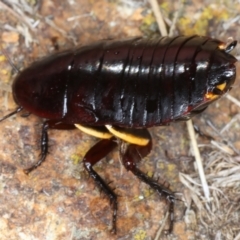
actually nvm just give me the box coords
[68,36,222,127]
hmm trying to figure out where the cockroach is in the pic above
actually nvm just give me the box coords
[0,35,237,234]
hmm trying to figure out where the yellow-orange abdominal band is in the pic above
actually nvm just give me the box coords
[75,124,113,139]
[105,125,149,146]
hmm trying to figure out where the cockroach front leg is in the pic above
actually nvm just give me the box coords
[121,131,175,233]
[82,137,118,233]
[24,120,76,174]
[23,121,49,174]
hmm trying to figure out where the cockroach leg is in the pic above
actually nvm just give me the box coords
[120,130,175,233]
[24,121,49,174]
[24,120,76,174]
[193,125,214,140]
[82,137,118,233]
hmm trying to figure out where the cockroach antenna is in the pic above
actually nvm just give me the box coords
[0,106,23,122]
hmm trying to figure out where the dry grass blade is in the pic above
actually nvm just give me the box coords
[234,232,240,240]
[149,0,212,236]
[226,94,240,108]
[187,120,210,201]
[0,1,35,31]
[0,0,38,47]
[168,0,183,37]
[211,140,235,155]
[220,113,240,134]
[148,0,167,36]
[153,212,169,240]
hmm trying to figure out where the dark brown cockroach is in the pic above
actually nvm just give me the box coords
[0,36,237,234]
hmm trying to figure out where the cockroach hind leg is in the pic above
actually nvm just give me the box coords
[137,167,175,234]
[121,140,176,234]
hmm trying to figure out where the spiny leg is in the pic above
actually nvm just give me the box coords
[24,120,76,174]
[83,137,118,233]
[120,129,175,233]
[24,121,49,174]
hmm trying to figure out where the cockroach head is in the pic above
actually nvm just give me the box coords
[207,42,237,96]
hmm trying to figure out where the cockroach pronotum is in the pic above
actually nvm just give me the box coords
[0,35,237,234]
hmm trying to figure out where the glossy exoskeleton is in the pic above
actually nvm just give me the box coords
[0,35,237,234]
